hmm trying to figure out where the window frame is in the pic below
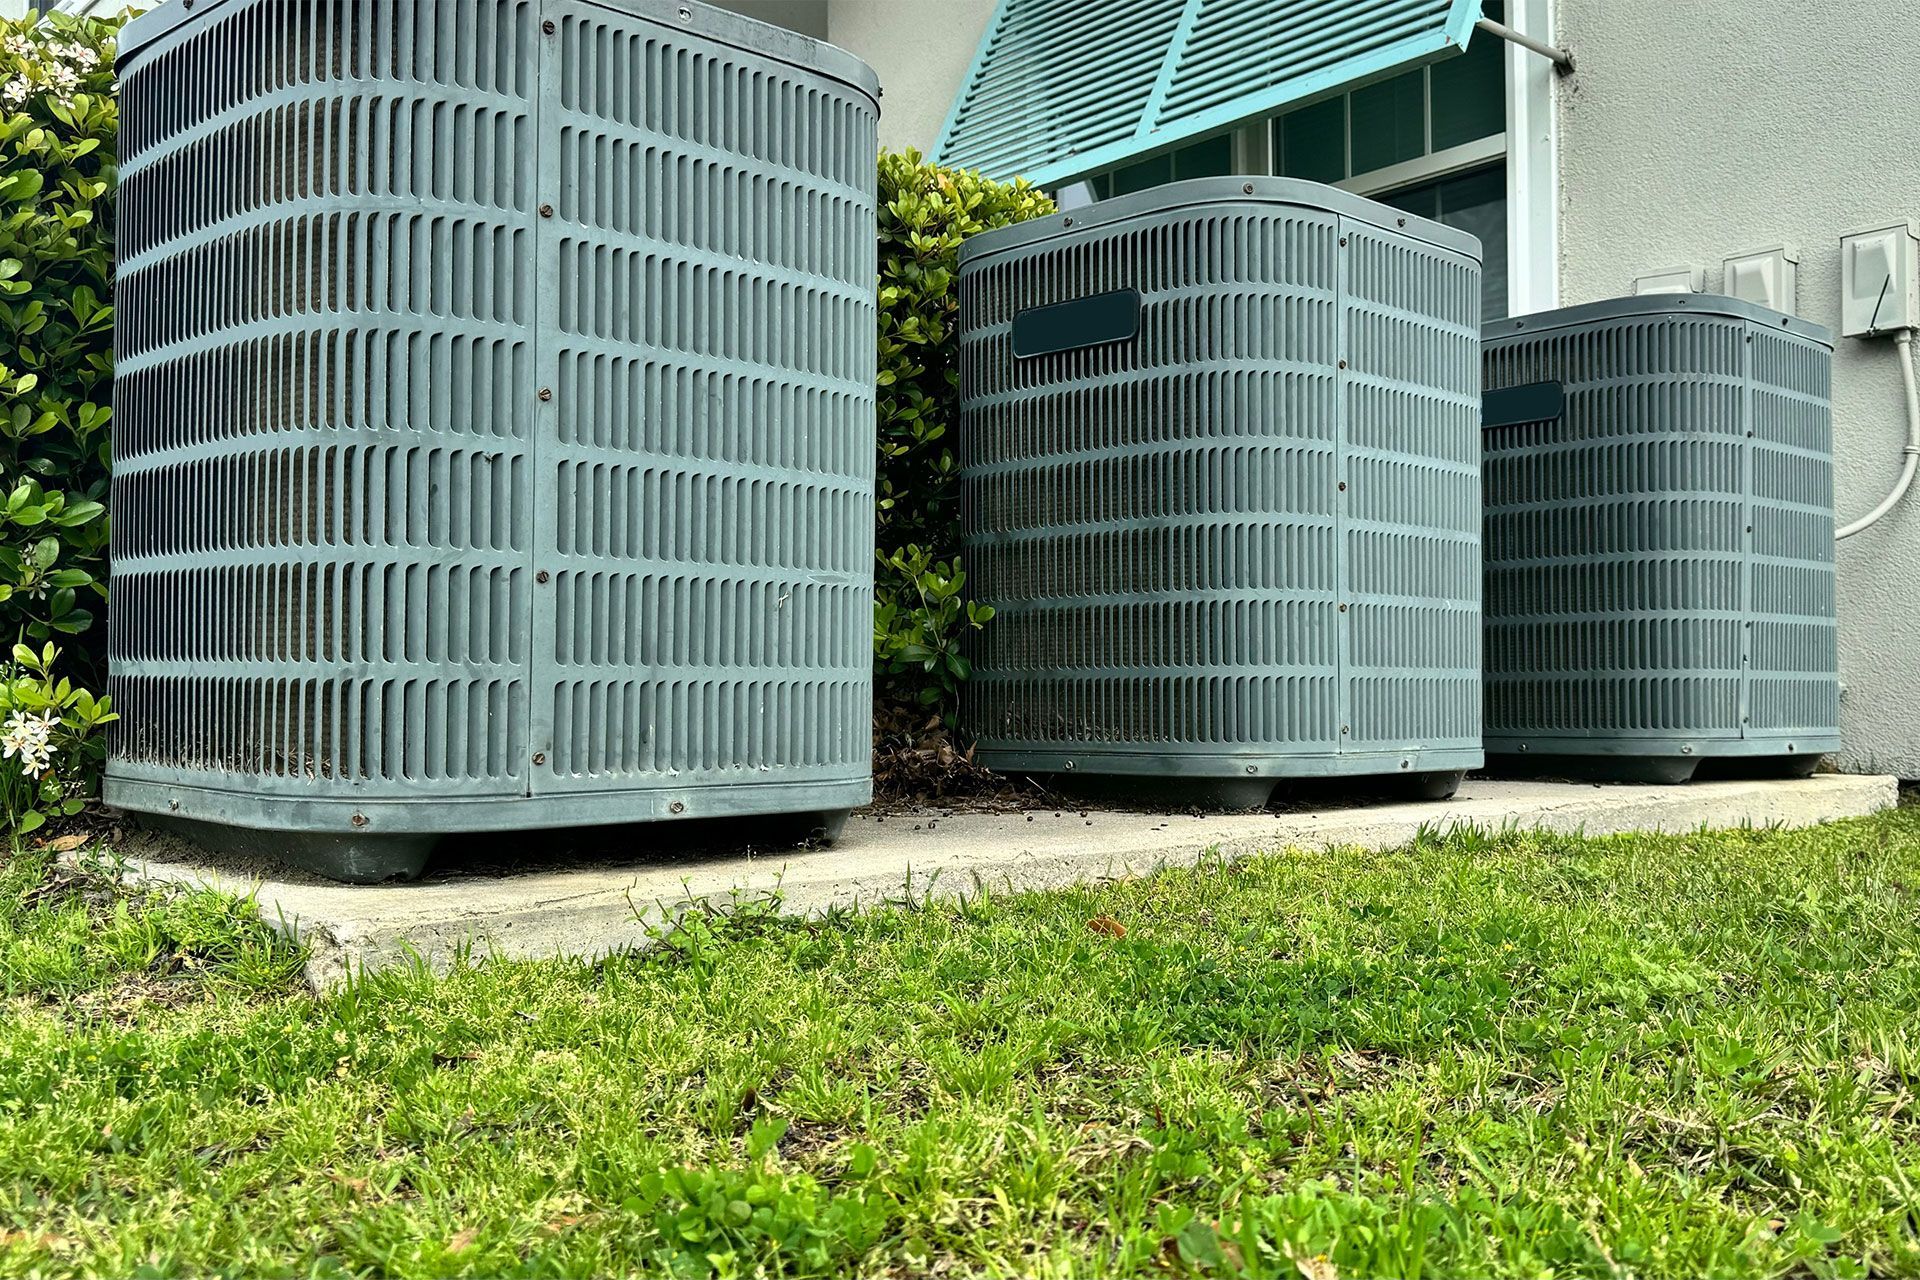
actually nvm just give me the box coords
[1061,0,1559,318]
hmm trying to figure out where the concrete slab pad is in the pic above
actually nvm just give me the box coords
[115,774,1898,989]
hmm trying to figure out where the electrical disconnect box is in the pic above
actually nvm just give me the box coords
[1632,266,1702,295]
[1840,222,1919,336]
[1724,245,1799,313]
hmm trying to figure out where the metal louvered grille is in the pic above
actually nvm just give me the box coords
[539,0,875,787]
[958,181,1481,779]
[1481,298,1839,760]
[935,0,1479,188]
[108,0,877,840]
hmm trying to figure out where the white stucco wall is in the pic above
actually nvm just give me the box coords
[826,0,994,154]
[714,0,829,40]
[1555,0,1920,776]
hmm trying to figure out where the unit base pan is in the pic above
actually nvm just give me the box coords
[974,749,1481,812]
[104,774,869,883]
[1484,739,1834,786]
[129,806,858,885]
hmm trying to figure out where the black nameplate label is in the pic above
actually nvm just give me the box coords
[1482,380,1566,429]
[1012,288,1141,359]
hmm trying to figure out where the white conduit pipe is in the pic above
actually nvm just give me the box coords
[1836,329,1920,540]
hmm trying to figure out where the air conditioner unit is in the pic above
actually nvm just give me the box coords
[957,179,1485,808]
[108,0,879,880]
[1482,295,1840,782]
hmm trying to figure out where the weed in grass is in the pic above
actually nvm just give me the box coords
[2,813,1919,1277]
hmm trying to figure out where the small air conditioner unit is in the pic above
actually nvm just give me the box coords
[107,0,879,880]
[957,178,1485,808]
[1481,295,1840,782]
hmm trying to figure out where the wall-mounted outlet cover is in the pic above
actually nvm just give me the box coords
[1723,245,1799,313]
[1632,265,1702,295]
[1840,221,1918,337]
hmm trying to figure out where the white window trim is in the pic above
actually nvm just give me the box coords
[1335,133,1507,199]
[1503,0,1559,315]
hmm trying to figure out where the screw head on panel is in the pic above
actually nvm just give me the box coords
[1063,760,1076,770]
[1245,764,1257,774]
[669,800,687,814]
[1396,217,1407,227]
[168,798,181,811]
[539,204,554,218]
[536,570,550,584]
[1339,236,1348,247]
[678,5,693,18]
[1243,182,1254,194]
[1337,480,1347,491]
[542,18,555,33]
[538,387,553,401]
[532,752,547,765]
[351,813,368,827]
[1681,746,1694,755]
[1063,216,1073,228]
[1338,603,1348,613]
[1337,359,1348,369]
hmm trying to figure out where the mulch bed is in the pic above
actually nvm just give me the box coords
[868,702,1057,815]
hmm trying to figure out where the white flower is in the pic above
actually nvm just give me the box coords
[1,34,33,60]
[45,62,78,93]
[1,710,56,779]
[63,43,100,72]
[0,78,28,108]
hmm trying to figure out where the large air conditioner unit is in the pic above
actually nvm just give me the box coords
[108,0,879,880]
[957,179,1485,808]
[1481,295,1840,782]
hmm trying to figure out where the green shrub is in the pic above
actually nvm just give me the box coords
[874,150,1052,714]
[0,640,114,841]
[0,14,117,681]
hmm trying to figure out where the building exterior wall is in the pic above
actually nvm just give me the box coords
[1555,0,1920,776]
[715,0,828,40]
[826,0,994,154]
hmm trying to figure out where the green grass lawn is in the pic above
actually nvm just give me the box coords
[4,806,1920,1280]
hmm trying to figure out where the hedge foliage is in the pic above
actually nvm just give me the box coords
[0,14,118,836]
[873,150,1052,714]
[0,14,116,680]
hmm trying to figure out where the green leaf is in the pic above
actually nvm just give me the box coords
[0,169,43,201]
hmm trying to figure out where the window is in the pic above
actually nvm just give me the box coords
[1085,133,1234,201]
[1378,166,1508,322]
[1050,0,1537,321]
[1272,0,1509,319]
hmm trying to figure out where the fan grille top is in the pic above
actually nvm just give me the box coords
[108,0,879,833]
[957,179,1483,780]
[1481,295,1839,759]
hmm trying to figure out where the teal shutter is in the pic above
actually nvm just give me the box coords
[934,0,1482,188]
